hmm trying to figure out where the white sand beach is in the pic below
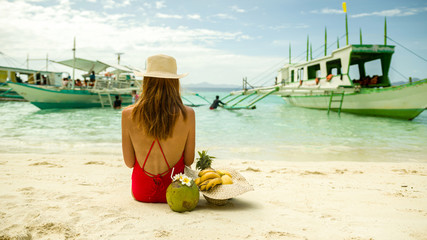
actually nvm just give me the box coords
[0,152,426,240]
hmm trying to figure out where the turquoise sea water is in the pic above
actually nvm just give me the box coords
[1,90,426,162]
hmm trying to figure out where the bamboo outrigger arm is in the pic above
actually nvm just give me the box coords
[222,87,279,110]
[194,93,211,104]
[181,92,210,107]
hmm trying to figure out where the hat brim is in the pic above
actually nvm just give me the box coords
[134,71,188,79]
[184,167,254,200]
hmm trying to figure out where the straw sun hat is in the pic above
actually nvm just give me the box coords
[184,167,254,206]
[134,54,188,79]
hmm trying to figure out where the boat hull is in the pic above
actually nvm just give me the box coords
[8,82,133,109]
[0,84,25,101]
[280,80,427,120]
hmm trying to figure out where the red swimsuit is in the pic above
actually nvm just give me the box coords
[131,139,185,203]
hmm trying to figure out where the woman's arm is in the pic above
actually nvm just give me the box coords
[121,108,135,168]
[183,107,195,167]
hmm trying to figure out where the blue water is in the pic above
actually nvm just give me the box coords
[1,91,426,162]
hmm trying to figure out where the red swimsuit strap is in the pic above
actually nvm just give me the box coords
[142,139,171,177]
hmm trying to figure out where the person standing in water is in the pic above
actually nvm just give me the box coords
[114,95,122,109]
[209,95,225,110]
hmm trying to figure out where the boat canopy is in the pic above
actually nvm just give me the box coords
[97,61,135,75]
[54,58,110,74]
[54,58,139,77]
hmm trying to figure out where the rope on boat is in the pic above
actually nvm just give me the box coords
[386,36,427,63]
[390,67,410,81]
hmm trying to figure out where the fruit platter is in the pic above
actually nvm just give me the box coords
[185,151,253,205]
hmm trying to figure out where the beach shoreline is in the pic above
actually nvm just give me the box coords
[1,153,426,240]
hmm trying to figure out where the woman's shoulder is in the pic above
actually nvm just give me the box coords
[184,106,194,114]
[122,105,134,118]
[184,106,195,118]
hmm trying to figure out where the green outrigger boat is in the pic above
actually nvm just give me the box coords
[225,18,427,120]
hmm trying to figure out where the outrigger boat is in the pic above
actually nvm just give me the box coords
[225,16,427,120]
[7,58,140,109]
[0,65,64,101]
[7,39,141,109]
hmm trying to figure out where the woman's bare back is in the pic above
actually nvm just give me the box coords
[121,106,195,174]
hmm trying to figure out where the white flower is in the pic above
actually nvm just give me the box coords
[172,173,193,186]
[181,176,192,187]
[172,173,183,182]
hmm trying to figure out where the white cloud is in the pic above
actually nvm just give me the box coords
[269,24,309,31]
[352,7,427,18]
[87,0,96,2]
[0,0,263,85]
[156,13,183,19]
[155,1,166,9]
[102,0,131,9]
[310,8,343,14]
[103,0,115,9]
[213,13,236,20]
[231,5,245,13]
[187,14,201,20]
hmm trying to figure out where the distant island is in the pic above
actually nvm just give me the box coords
[182,81,241,91]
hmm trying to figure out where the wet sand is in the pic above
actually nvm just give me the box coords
[0,152,426,240]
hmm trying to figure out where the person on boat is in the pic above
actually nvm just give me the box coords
[209,95,225,109]
[89,71,96,87]
[131,90,139,104]
[114,95,122,109]
[121,54,195,203]
[89,71,95,81]
[62,78,69,87]
[75,79,82,87]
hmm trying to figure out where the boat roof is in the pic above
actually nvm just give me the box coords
[0,65,63,74]
[54,58,109,73]
[54,58,137,74]
[280,44,395,70]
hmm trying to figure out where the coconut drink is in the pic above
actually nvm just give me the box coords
[166,173,199,212]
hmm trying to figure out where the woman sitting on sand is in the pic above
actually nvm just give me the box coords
[121,54,195,203]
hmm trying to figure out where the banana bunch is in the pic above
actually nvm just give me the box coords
[194,168,233,191]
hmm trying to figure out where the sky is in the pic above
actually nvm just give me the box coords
[0,0,426,86]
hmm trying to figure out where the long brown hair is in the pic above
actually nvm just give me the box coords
[131,77,187,140]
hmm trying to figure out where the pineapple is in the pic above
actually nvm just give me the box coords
[195,150,215,170]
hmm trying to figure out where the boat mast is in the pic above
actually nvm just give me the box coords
[360,28,363,44]
[310,43,312,60]
[72,37,76,89]
[324,27,327,56]
[343,2,348,45]
[306,35,309,62]
[116,52,124,64]
[384,17,387,45]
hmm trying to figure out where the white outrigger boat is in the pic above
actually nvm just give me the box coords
[7,39,141,109]
[7,58,140,109]
[0,65,64,101]
[225,17,427,120]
